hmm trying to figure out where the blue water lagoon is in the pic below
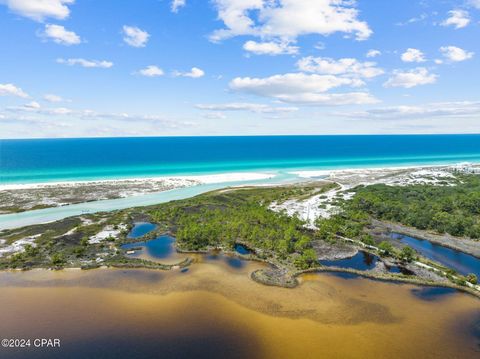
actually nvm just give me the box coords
[122,235,184,264]
[320,251,379,271]
[391,233,480,277]
[127,222,157,239]
[234,244,253,255]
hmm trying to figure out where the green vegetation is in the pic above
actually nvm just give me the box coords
[377,241,394,256]
[0,212,128,270]
[315,208,369,241]
[398,246,416,263]
[293,248,318,269]
[149,184,331,270]
[1,176,478,293]
[51,252,65,266]
[346,174,480,238]
[0,182,332,272]
[466,273,478,285]
[314,211,419,262]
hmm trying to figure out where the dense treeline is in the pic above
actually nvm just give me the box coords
[347,174,480,238]
[149,186,326,269]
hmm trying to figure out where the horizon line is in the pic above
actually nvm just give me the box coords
[2,133,480,141]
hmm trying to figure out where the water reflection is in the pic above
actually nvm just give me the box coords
[202,251,246,269]
[122,235,250,271]
[127,222,156,239]
[386,265,414,275]
[225,257,245,269]
[320,251,378,270]
[121,235,184,264]
[323,272,360,280]
[411,287,459,301]
[234,244,252,255]
[391,233,480,277]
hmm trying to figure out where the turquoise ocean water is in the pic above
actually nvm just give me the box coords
[1,135,480,184]
[1,135,480,229]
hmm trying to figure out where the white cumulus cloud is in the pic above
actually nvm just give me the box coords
[196,102,298,114]
[401,48,426,63]
[171,0,186,13]
[202,112,227,120]
[57,58,113,68]
[0,83,29,98]
[137,65,164,77]
[0,0,74,21]
[243,40,298,55]
[396,13,428,26]
[24,101,41,109]
[440,46,474,62]
[40,24,81,45]
[43,94,63,102]
[122,25,150,47]
[297,56,384,79]
[384,68,437,88]
[210,0,372,43]
[173,67,205,78]
[276,92,379,106]
[334,101,480,121]
[366,49,381,58]
[229,73,378,105]
[441,9,470,29]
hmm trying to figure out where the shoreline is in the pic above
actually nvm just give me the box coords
[290,164,440,178]
[372,219,480,259]
[290,162,479,178]
[3,255,479,299]
[0,172,277,191]
[2,161,477,190]
[297,267,480,299]
[0,172,279,216]
[173,242,480,298]
[1,173,479,299]
[1,162,478,225]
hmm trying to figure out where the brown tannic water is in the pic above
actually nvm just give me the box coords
[0,257,478,359]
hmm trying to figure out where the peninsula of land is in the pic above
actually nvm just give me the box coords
[1,164,479,297]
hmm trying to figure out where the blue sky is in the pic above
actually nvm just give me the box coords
[0,0,479,138]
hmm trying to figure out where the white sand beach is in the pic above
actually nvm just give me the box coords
[0,172,276,214]
[0,172,276,191]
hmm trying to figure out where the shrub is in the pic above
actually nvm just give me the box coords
[398,246,416,263]
[51,253,65,266]
[378,241,394,256]
[466,273,478,284]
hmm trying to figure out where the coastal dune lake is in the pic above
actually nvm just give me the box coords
[0,260,478,359]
